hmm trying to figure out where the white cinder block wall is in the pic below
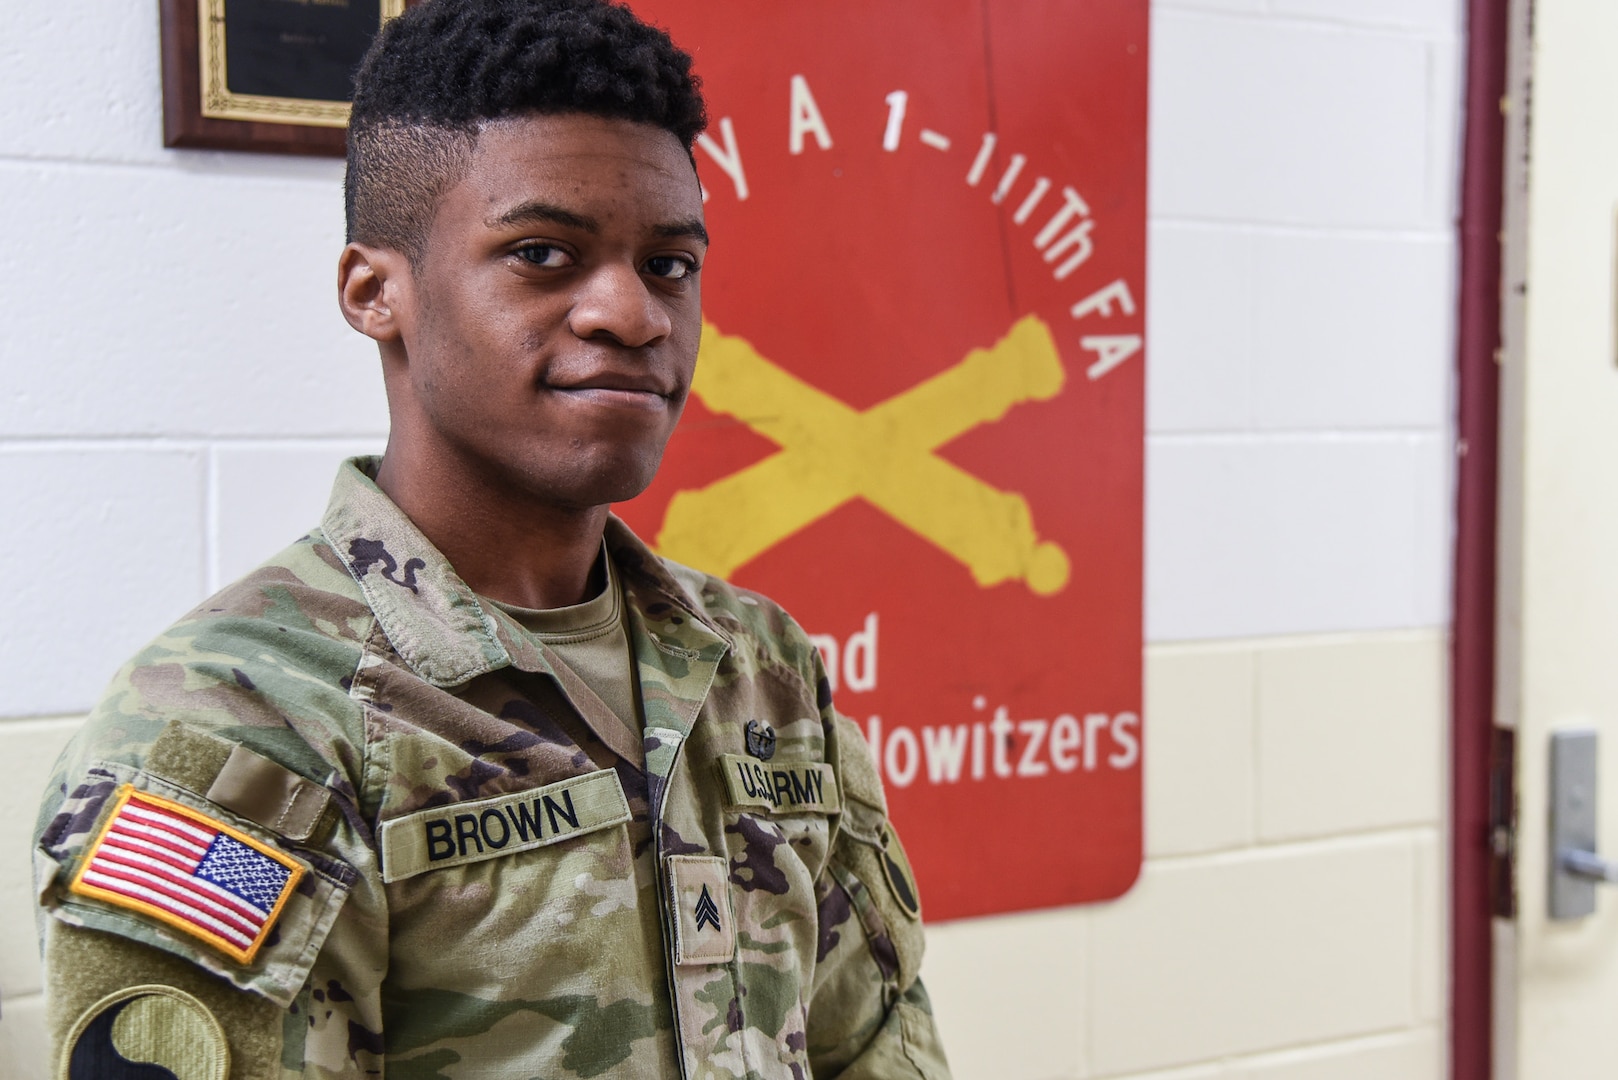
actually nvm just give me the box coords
[0,1,1463,1077]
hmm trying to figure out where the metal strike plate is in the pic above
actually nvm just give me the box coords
[1550,729,1611,919]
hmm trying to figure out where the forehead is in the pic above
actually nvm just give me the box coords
[450,113,703,227]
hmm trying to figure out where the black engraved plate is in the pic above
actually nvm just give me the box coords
[223,0,381,103]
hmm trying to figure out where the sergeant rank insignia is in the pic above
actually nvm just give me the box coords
[667,855,735,965]
[744,719,776,760]
[694,884,722,932]
[70,785,305,964]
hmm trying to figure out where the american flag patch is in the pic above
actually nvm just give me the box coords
[69,785,304,964]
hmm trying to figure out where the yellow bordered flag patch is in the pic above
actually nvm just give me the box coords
[69,785,304,965]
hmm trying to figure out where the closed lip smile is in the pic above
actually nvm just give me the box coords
[547,371,679,408]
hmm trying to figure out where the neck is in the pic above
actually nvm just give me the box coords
[374,439,609,611]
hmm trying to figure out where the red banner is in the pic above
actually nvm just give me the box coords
[621,0,1148,919]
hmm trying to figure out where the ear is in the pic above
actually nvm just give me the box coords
[338,242,413,343]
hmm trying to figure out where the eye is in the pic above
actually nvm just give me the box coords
[513,243,573,269]
[644,254,698,281]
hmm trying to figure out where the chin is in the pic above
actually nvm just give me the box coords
[524,450,664,510]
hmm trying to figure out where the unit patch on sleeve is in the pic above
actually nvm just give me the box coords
[718,754,840,815]
[879,821,922,921]
[68,786,305,965]
[378,768,631,882]
[62,985,229,1080]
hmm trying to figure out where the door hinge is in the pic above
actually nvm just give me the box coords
[1490,725,1518,919]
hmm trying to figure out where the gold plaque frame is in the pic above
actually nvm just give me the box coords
[159,0,410,156]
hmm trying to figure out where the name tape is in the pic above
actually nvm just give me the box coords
[379,770,630,883]
[718,755,840,815]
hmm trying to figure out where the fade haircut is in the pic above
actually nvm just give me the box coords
[344,0,706,261]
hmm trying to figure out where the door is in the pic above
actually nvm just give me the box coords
[1496,0,1618,1075]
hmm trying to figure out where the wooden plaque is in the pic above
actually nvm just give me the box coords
[159,0,404,156]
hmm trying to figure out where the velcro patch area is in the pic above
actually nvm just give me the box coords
[379,769,630,883]
[69,786,304,966]
[717,754,840,814]
[666,855,735,966]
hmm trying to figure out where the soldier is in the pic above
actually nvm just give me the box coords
[31,1,952,1077]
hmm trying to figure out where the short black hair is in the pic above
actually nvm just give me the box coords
[345,0,706,260]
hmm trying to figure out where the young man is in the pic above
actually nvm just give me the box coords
[32,1,951,1077]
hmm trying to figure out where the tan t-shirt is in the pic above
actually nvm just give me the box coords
[486,548,642,760]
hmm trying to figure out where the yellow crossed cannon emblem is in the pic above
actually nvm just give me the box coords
[655,315,1072,597]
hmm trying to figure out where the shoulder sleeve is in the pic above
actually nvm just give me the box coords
[807,710,952,1079]
[35,724,359,1006]
[37,718,386,1077]
[34,561,388,1076]
[43,920,286,1080]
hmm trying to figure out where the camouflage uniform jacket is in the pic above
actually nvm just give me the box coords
[34,458,951,1079]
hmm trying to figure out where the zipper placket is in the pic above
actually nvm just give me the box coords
[648,725,695,1080]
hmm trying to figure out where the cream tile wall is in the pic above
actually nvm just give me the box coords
[925,633,1449,1079]
[0,0,1461,1077]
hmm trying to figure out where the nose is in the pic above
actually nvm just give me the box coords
[567,263,672,348]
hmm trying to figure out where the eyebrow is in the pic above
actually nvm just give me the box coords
[489,201,598,232]
[653,219,710,245]
[488,202,708,246]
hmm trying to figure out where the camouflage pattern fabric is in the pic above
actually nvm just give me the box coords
[34,458,951,1079]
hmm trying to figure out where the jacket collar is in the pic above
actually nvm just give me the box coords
[320,457,729,689]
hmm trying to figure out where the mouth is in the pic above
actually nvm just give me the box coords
[546,372,680,411]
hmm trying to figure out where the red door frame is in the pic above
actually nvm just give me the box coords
[1452,2,1510,1077]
